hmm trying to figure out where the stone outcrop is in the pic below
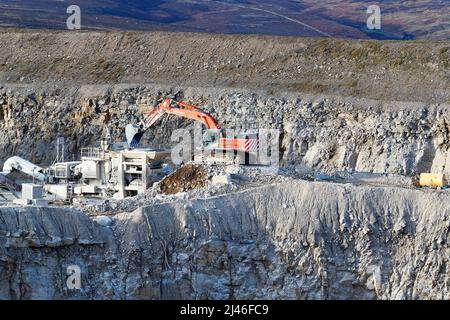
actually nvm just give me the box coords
[0,31,449,300]
[1,84,450,176]
[0,180,448,299]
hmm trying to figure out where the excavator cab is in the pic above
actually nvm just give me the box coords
[124,97,259,165]
[202,129,221,150]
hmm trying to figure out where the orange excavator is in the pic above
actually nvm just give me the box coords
[125,98,258,164]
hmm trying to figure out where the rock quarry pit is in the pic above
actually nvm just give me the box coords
[0,31,449,300]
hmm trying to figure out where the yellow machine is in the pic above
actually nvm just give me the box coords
[419,173,446,188]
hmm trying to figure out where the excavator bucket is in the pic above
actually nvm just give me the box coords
[125,124,144,148]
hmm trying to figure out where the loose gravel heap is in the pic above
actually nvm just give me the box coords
[157,164,208,195]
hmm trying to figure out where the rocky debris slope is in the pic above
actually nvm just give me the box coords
[0,180,448,299]
[0,31,448,103]
[0,30,449,300]
[0,206,112,299]
[1,84,450,176]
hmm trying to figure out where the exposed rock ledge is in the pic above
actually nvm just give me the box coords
[0,180,448,299]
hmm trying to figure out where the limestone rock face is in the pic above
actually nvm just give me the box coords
[0,32,448,301]
[0,180,448,300]
[1,85,450,177]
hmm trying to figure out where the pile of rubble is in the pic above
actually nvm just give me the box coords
[78,163,296,215]
[157,164,208,195]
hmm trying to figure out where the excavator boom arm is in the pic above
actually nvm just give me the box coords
[143,98,221,131]
[127,98,221,147]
